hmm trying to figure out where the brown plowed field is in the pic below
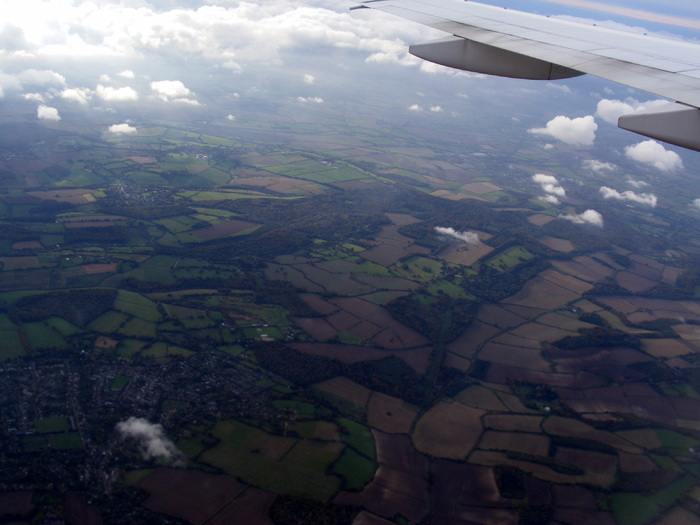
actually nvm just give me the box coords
[313,376,372,407]
[137,468,246,525]
[367,393,418,434]
[412,402,484,459]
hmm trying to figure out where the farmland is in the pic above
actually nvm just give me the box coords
[0,104,700,525]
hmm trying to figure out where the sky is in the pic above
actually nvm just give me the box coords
[1,0,699,211]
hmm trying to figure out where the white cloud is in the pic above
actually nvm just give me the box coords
[23,92,44,102]
[226,114,236,121]
[692,198,700,210]
[542,194,560,205]
[150,80,191,101]
[595,97,669,125]
[543,144,554,150]
[304,73,315,84]
[429,105,442,113]
[116,417,181,462]
[533,173,566,200]
[408,104,422,111]
[96,84,138,101]
[435,226,479,245]
[60,87,92,104]
[599,186,657,207]
[0,69,65,98]
[107,123,137,135]
[0,0,441,71]
[528,115,597,146]
[173,98,201,106]
[546,82,571,93]
[626,177,648,188]
[297,96,323,103]
[37,104,60,121]
[625,140,683,172]
[117,69,135,79]
[16,69,66,87]
[560,209,604,227]
[150,80,199,105]
[583,159,617,172]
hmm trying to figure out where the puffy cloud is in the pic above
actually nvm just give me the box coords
[546,82,571,93]
[297,96,323,103]
[583,159,617,172]
[595,97,668,125]
[60,87,92,104]
[23,92,44,102]
[533,173,566,201]
[37,104,60,121]
[692,198,700,210]
[543,144,554,150]
[429,105,442,113]
[560,209,604,227]
[599,186,657,207]
[435,226,479,245]
[626,177,649,188]
[107,123,137,135]
[117,69,135,79]
[150,80,191,101]
[16,69,66,87]
[625,140,683,172]
[304,73,315,84]
[116,417,181,461]
[0,69,65,97]
[408,104,422,111]
[96,84,138,101]
[528,115,597,146]
[226,114,236,121]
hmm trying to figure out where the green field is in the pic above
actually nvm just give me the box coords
[24,322,67,350]
[119,318,157,339]
[338,418,375,460]
[89,310,129,333]
[331,447,376,490]
[391,256,444,282]
[115,290,162,322]
[35,417,70,434]
[49,432,83,450]
[485,245,534,270]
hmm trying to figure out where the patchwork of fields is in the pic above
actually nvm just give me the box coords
[0,118,699,525]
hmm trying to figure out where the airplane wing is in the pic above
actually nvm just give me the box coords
[353,0,700,151]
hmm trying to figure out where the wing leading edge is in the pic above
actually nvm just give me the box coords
[355,0,700,151]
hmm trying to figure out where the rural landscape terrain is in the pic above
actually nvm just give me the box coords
[1,82,700,525]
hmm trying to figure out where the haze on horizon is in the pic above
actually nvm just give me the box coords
[0,0,699,210]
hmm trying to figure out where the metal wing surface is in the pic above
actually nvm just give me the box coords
[356,0,700,151]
